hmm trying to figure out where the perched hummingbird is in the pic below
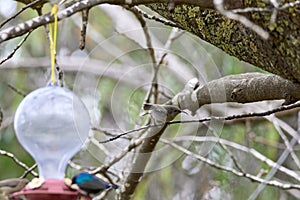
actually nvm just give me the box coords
[71,172,118,196]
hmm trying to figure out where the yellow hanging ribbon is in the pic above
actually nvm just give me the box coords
[49,4,58,85]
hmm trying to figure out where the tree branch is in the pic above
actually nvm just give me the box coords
[161,138,300,190]
[0,107,2,129]
[0,31,32,65]
[170,136,300,182]
[148,1,300,82]
[213,0,269,39]
[0,149,38,177]
[119,125,168,199]
[173,73,300,114]
[0,0,212,44]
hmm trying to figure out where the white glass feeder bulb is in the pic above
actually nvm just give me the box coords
[14,86,90,180]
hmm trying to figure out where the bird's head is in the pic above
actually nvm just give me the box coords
[167,106,188,119]
[71,172,92,185]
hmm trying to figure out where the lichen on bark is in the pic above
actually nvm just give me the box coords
[148,1,300,82]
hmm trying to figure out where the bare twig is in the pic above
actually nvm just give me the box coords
[269,115,300,169]
[157,27,184,66]
[97,124,158,143]
[56,65,65,87]
[0,31,32,65]
[68,160,84,171]
[250,134,300,150]
[92,127,131,141]
[0,107,3,129]
[128,6,158,104]
[0,149,38,177]
[169,101,300,125]
[79,9,90,50]
[20,163,37,178]
[133,6,181,29]
[205,124,245,173]
[249,112,300,199]
[161,138,300,190]
[171,136,300,181]
[94,189,110,200]
[100,102,300,143]
[280,0,300,9]
[7,83,27,97]
[231,7,270,13]
[91,135,145,174]
[0,0,43,29]
[89,137,112,156]
[0,0,213,44]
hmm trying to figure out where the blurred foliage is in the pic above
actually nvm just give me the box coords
[0,1,299,200]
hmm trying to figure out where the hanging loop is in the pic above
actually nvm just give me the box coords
[49,4,59,85]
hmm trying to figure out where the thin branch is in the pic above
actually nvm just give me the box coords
[161,138,300,190]
[0,0,43,29]
[79,9,90,50]
[169,101,300,125]
[0,31,32,65]
[7,83,27,97]
[0,107,3,129]
[68,160,84,171]
[280,0,300,9]
[250,133,300,150]
[20,163,37,178]
[271,116,299,142]
[100,102,300,143]
[206,124,245,173]
[157,27,184,66]
[134,6,182,29]
[171,136,300,181]
[92,127,131,141]
[94,170,121,200]
[0,0,214,44]
[94,189,111,200]
[0,149,38,177]
[229,0,300,13]
[96,125,157,143]
[89,137,112,156]
[269,115,300,169]
[56,65,65,87]
[248,112,300,199]
[68,160,96,171]
[269,1,279,24]
[128,6,158,103]
[231,7,270,13]
[91,135,145,174]
[92,127,124,137]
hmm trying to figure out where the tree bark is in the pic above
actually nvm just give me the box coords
[2,1,299,81]
[148,1,300,82]
[172,73,300,114]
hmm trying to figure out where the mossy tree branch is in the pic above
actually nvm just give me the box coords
[148,1,300,82]
[1,0,299,82]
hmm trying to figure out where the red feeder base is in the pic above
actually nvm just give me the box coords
[10,179,91,200]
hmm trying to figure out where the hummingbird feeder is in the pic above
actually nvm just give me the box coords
[10,86,91,200]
